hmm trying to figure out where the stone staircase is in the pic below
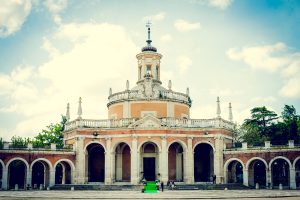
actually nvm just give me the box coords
[50,183,248,191]
[50,184,142,191]
[173,183,249,190]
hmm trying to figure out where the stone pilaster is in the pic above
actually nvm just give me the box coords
[2,168,8,190]
[26,169,32,188]
[131,135,138,184]
[185,136,194,183]
[243,169,248,186]
[290,167,296,189]
[160,136,168,182]
[266,169,271,188]
[105,137,112,184]
[75,136,85,184]
[49,169,55,187]
[214,135,224,183]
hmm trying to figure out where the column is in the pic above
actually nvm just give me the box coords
[105,137,112,184]
[49,169,55,187]
[243,169,248,186]
[2,168,8,190]
[290,167,296,189]
[26,168,32,188]
[131,135,138,184]
[160,136,168,182]
[185,136,194,184]
[75,136,85,184]
[214,135,224,184]
[266,169,271,188]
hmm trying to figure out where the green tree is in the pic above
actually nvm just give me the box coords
[33,115,67,148]
[0,137,3,149]
[11,136,31,148]
[244,106,278,137]
[281,105,300,143]
[240,123,268,146]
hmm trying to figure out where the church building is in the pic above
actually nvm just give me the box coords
[0,26,300,190]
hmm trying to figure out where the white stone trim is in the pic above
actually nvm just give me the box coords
[30,158,53,171]
[112,141,131,152]
[138,140,161,152]
[245,157,268,170]
[268,156,292,169]
[193,141,215,152]
[293,156,300,169]
[83,141,107,153]
[167,139,188,152]
[6,157,29,170]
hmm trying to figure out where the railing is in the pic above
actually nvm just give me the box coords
[107,90,191,106]
[0,143,74,152]
[64,117,235,131]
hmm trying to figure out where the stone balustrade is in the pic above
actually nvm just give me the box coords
[64,117,235,131]
[107,89,191,106]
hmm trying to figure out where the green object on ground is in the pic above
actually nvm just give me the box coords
[143,181,158,193]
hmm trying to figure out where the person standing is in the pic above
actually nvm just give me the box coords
[161,181,164,192]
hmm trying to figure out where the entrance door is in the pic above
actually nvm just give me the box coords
[143,157,156,181]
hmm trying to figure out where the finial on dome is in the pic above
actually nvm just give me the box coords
[142,21,157,52]
[126,80,129,90]
[146,20,152,46]
[66,103,70,121]
[77,97,82,119]
[229,102,233,122]
[216,96,221,118]
[109,88,112,96]
[186,87,189,96]
[168,80,172,90]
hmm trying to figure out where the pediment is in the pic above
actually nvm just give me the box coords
[128,115,162,128]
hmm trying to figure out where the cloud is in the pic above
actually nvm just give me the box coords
[174,19,200,32]
[143,12,166,22]
[190,0,233,10]
[250,96,277,103]
[0,22,139,139]
[227,43,300,99]
[0,0,32,37]
[160,34,172,43]
[44,0,68,24]
[177,56,192,74]
[227,42,289,72]
[208,0,233,10]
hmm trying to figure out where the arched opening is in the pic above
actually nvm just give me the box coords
[0,161,3,189]
[87,143,105,182]
[140,142,159,181]
[248,160,266,187]
[115,143,131,182]
[168,142,183,182]
[271,158,290,187]
[227,160,243,183]
[295,159,300,188]
[8,160,27,189]
[194,143,214,182]
[31,160,50,189]
[55,161,72,184]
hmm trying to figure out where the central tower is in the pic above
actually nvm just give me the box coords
[107,25,191,119]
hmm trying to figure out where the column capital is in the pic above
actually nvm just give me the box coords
[187,136,193,140]
[161,135,167,140]
[105,137,112,141]
[131,134,138,139]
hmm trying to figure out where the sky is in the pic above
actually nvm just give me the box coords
[0,0,300,140]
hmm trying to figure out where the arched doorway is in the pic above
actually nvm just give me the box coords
[115,142,131,182]
[295,158,300,188]
[194,143,214,182]
[168,142,183,182]
[0,160,3,189]
[248,159,266,187]
[31,160,50,189]
[271,158,290,187]
[55,161,72,184]
[227,160,243,183]
[87,143,105,182]
[140,142,159,181]
[8,160,27,189]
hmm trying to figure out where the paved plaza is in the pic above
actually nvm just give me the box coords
[0,190,300,200]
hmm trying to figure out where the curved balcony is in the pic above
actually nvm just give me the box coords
[107,90,191,107]
[64,117,235,131]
